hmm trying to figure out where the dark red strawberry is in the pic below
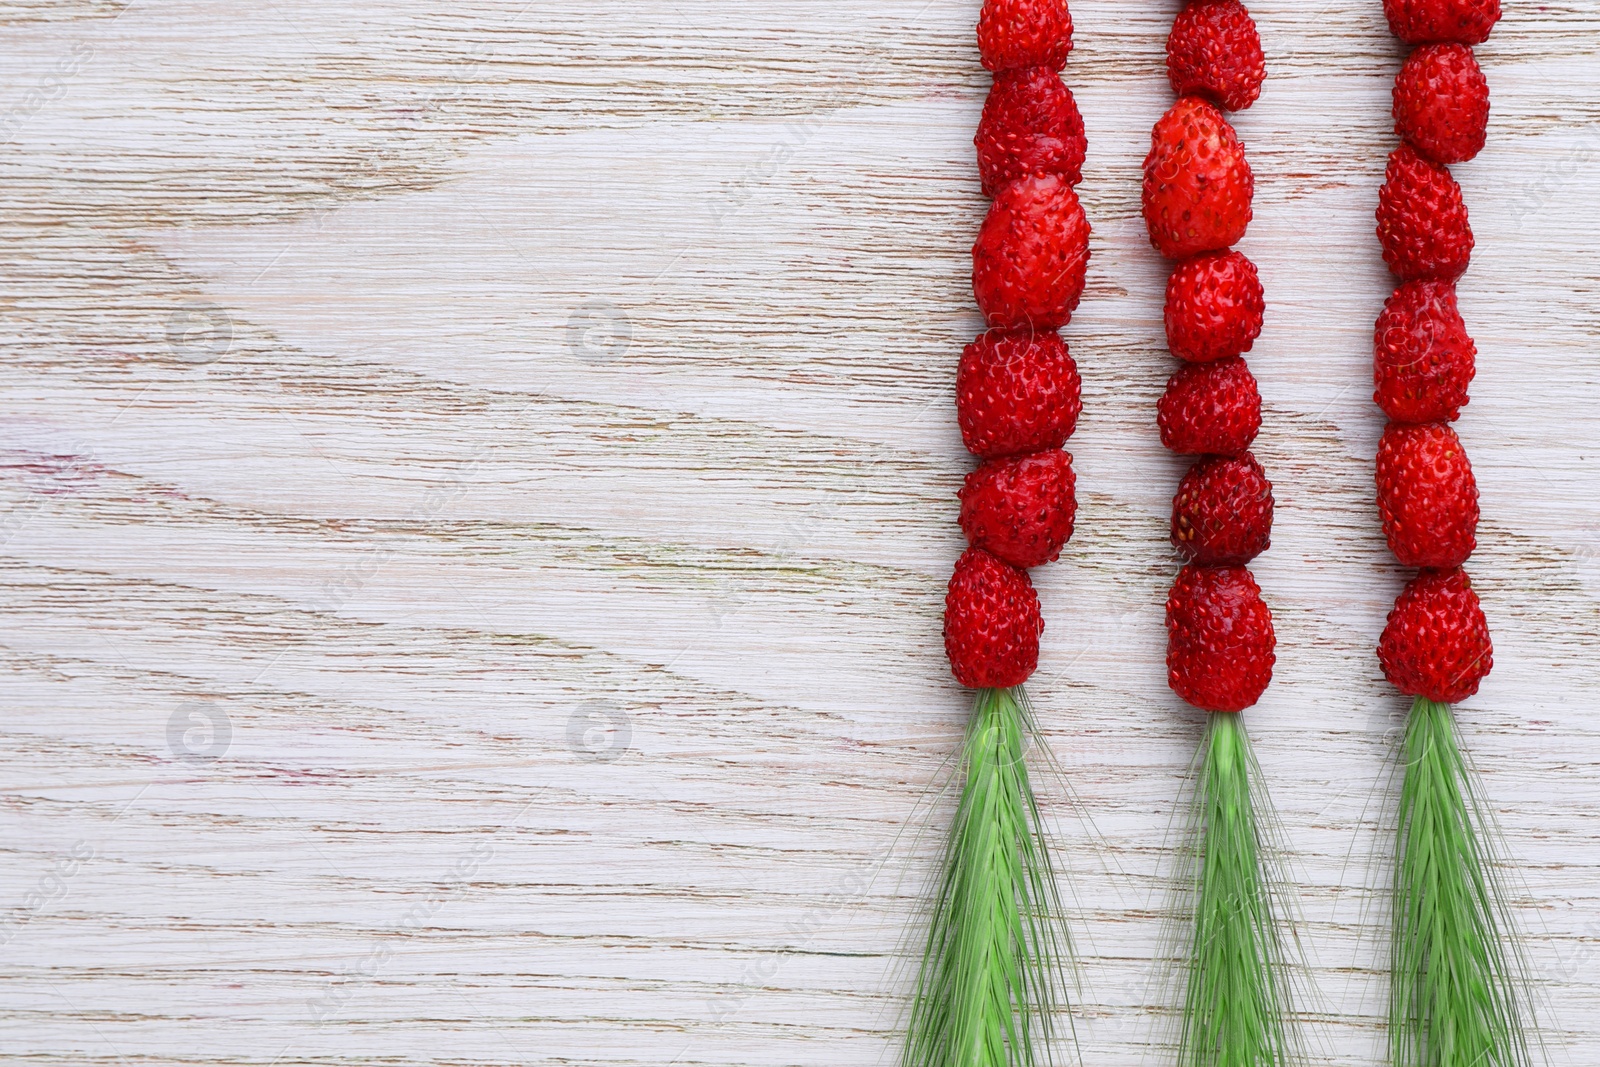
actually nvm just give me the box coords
[1377,143,1473,281]
[1158,357,1262,457]
[1166,0,1266,112]
[944,546,1045,688]
[1375,421,1479,568]
[1164,250,1265,363]
[1394,43,1490,165]
[1374,280,1476,423]
[1379,567,1493,703]
[1167,564,1275,712]
[977,0,1073,72]
[973,173,1091,330]
[976,66,1087,196]
[1142,97,1255,260]
[1384,0,1500,45]
[957,329,1082,458]
[1171,452,1273,565]
[958,449,1077,569]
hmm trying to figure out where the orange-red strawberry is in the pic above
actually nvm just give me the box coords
[1378,567,1492,703]
[976,66,1087,196]
[1171,452,1273,565]
[1376,421,1479,568]
[1166,564,1275,712]
[1377,144,1473,281]
[1164,249,1265,362]
[1384,0,1500,45]
[1158,357,1262,457]
[1166,0,1266,112]
[1142,97,1254,260]
[957,329,1082,458]
[1374,280,1476,423]
[1394,44,1490,165]
[958,449,1077,569]
[944,546,1045,688]
[973,173,1091,330]
[977,0,1073,72]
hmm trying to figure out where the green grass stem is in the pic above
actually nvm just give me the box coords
[904,687,1071,1067]
[1391,697,1531,1067]
[1179,713,1293,1067]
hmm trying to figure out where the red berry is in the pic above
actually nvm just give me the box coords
[1166,0,1266,112]
[1376,144,1473,281]
[1142,97,1254,260]
[977,0,1073,72]
[1384,0,1500,45]
[973,173,1091,331]
[1166,564,1275,712]
[1378,567,1493,703]
[976,67,1087,196]
[957,329,1082,458]
[1171,452,1273,565]
[958,449,1078,569]
[1374,280,1476,423]
[1158,357,1262,456]
[944,547,1045,688]
[1394,44,1490,165]
[1376,421,1479,568]
[1164,250,1265,363]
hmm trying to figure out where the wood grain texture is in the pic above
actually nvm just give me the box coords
[2,0,1598,1063]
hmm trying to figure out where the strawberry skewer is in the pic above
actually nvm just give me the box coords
[1370,2,1536,1064]
[1142,5,1302,1064]
[907,2,1090,1065]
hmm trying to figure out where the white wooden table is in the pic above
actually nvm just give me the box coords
[3,0,1598,1063]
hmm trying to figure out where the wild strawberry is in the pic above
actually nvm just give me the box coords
[976,66,1087,196]
[1376,421,1479,568]
[1384,0,1500,45]
[1158,357,1262,456]
[1378,567,1493,703]
[977,0,1073,73]
[957,329,1082,458]
[958,449,1077,569]
[1166,564,1275,712]
[1394,44,1490,165]
[973,173,1091,330]
[1166,0,1266,112]
[1377,144,1473,281]
[1142,97,1254,260]
[944,546,1045,688]
[1164,250,1265,362]
[1171,452,1273,565]
[1374,280,1476,423]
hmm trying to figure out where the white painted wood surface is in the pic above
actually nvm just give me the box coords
[3,0,1598,1062]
